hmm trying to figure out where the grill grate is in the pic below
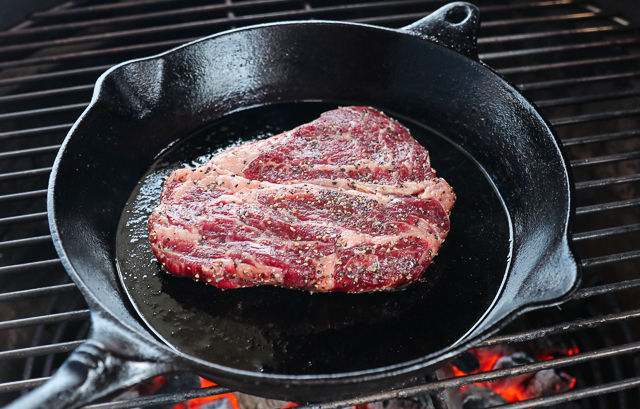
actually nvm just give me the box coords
[2,0,640,408]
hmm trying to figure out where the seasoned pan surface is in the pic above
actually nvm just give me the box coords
[116,102,511,375]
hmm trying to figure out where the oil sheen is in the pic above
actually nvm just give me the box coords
[115,102,511,375]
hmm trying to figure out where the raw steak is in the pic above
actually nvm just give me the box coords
[149,106,455,292]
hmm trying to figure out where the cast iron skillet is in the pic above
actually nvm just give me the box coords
[8,2,579,408]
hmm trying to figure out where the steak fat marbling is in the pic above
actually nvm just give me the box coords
[148,107,455,292]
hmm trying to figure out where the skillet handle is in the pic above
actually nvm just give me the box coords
[400,2,480,61]
[4,338,174,409]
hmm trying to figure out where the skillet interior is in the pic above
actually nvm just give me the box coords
[115,102,511,375]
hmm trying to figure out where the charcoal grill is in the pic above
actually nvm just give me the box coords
[1,0,640,408]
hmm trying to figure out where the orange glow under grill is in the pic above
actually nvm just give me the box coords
[452,346,579,403]
[155,344,578,409]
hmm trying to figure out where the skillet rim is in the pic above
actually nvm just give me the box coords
[48,18,580,385]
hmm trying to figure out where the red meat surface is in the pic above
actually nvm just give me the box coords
[149,106,455,292]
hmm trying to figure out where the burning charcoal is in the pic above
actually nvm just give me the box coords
[407,393,437,409]
[494,352,536,368]
[489,352,545,401]
[233,393,289,409]
[460,385,508,409]
[524,369,575,399]
[366,395,435,409]
[434,364,462,409]
[194,397,239,409]
[451,345,577,404]
[490,353,574,402]
[451,352,480,375]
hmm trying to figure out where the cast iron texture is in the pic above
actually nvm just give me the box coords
[7,2,579,408]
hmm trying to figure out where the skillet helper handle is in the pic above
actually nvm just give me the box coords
[4,339,173,409]
[400,2,480,61]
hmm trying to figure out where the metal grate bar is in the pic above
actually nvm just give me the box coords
[476,309,640,348]
[480,38,640,61]
[481,11,601,28]
[0,66,110,87]
[570,151,640,168]
[29,0,582,37]
[573,223,640,241]
[563,130,640,147]
[497,53,640,75]
[0,340,83,362]
[0,15,232,55]
[518,70,640,91]
[576,198,640,214]
[0,0,434,39]
[0,235,53,250]
[478,25,623,44]
[8,1,83,31]
[536,89,640,108]
[27,0,303,32]
[0,212,48,226]
[571,279,640,300]
[0,259,62,276]
[0,0,584,59]
[0,189,47,203]
[0,283,78,303]
[492,377,640,409]
[296,342,640,409]
[0,85,93,104]
[83,386,231,409]
[0,124,72,141]
[0,378,49,394]
[355,10,600,26]
[8,11,605,58]
[0,26,198,58]
[0,309,90,332]
[0,168,52,183]
[0,38,196,71]
[0,146,61,160]
[32,0,193,18]
[425,1,581,16]
[575,173,640,190]
[580,250,640,268]
[551,108,640,126]
[0,103,88,122]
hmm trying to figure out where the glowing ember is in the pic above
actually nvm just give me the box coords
[452,345,578,403]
